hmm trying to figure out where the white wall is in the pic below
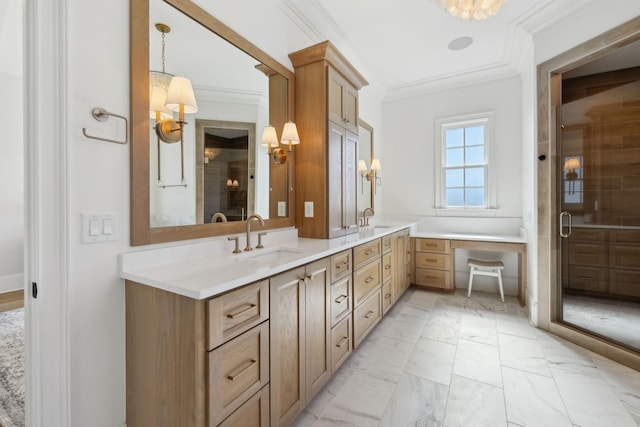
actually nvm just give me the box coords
[382,76,523,221]
[0,0,24,294]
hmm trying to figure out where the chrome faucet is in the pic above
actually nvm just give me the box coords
[362,207,375,226]
[244,214,265,251]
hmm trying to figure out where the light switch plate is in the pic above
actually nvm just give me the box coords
[278,201,286,217]
[82,213,118,244]
[304,201,314,218]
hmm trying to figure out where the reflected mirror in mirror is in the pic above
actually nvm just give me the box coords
[357,119,374,215]
[148,0,286,228]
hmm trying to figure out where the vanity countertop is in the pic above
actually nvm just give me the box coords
[411,231,526,244]
[120,222,415,300]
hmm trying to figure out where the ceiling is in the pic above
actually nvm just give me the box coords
[281,0,595,98]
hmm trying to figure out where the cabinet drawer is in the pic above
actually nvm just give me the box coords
[354,239,381,269]
[567,266,608,293]
[208,280,269,350]
[571,228,607,242]
[354,259,381,306]
[219,384,270,427]
[609,270,640,298]
[568,242,607,267]
[415,269,451,290]
[209,322,269,426]
[353,289,381,348]
[415,252,451,270]
[331,315,352,374]
[382,279,393,315]
[330,275,352,327]
[610,244,640,270]
[382,253,393,282]
[610,229,640,244]
[382,236,392,254]
[331,249,353,282]
[416,238,450,254]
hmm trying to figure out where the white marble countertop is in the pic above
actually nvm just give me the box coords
[120,222,414,300]
[411,231,526,244]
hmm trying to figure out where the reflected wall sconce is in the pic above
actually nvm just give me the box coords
[360,158,382,194]
[563,157,581,195]
[204,147,221,164]
[149,23,198,188]
[265,121,301,164]
[226,178,239,190]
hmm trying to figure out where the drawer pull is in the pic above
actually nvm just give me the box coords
[423,243,438,247]
[303,274,316,284]
[226,303,257,319]
[578,275,595,280]
[365,276,374,283]
[335,294,348,303]
[365,249,374,255]
[384,293,391,299]
[336,261,349,269]
[384,264,392,270]
[336,336,349,348]
[364,310,374,319]
[226,359,257,381]
[423,275,438,280]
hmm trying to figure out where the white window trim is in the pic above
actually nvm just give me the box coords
[434,111,497,212]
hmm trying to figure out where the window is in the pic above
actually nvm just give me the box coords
[435,112,495,210]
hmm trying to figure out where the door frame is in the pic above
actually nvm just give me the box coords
[537,16,640,370]
[24,0,70,424]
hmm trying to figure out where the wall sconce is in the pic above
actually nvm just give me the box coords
[226,178,239,190]
[204,147,221,164]
[261,125,280,156]
[270,121,300,164]
[563,157,581,195]
[360,158,382,193]
[149,23,198,188]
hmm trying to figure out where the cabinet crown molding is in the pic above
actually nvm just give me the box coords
[289,40,369,89]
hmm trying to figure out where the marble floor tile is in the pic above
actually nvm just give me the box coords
[292,288,640,427]
[551,368,637,427]
[344,334,414,383]
[371,312,427,344]
[459,314,498,345]
[443,374,507,427]
[379,373,448,427]
[405,337,456,386]
[453,338,503,387]
[420,313,460,344]
[498,333,551,377]
[502,366,572,427]
[319,372,396,425]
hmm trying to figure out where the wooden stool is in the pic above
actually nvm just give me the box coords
[467,258,505,302]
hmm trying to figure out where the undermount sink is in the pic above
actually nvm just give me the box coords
[373,224,394,229]
[240,247,304,264]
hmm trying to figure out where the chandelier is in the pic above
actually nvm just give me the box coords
[434,0,508,21]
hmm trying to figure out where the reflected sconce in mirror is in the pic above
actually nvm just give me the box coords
[563,157,581,195]
[204,147,221,164]
[360,158,382,193]
[149,23,198,188]
[226,178,239,190]
[271,121,300,164]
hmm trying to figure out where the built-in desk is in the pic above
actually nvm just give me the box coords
[411,232,527,306]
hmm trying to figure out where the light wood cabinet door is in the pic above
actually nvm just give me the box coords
[327,122,358,238]
[353,289,382,348]
[304,258,331,403]
[331,315,352,374]
[219,385,270,427]
[327,67,358,134]
[270,258,331,427]
[270,266,305,427]
[330,274,352,327]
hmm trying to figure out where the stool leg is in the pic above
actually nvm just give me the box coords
[467,267,474,298]
[497,269,504,302]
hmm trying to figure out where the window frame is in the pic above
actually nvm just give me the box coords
[434,111,497,212]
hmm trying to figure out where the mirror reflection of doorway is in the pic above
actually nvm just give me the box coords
[558,42,640,352]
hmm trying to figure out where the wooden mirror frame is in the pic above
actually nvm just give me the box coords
[130,0,295,245]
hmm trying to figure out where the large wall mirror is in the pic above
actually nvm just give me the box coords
[357,119,374,215]
[131,0,295,245]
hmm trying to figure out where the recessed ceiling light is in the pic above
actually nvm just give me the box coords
[448,36,473,51]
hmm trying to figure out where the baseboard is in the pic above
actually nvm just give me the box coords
[0,290,24,312]
[0,273,23,294]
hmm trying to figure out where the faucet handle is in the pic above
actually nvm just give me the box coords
[256,232,267,249]
[228,236,241,254]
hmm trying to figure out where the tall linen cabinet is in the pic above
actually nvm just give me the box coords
[289,41,369,239]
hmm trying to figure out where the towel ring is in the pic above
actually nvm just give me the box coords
[82,107,128,144]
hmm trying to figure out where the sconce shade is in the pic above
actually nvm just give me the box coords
[233,179,239,187]
[563,158,581,171]
[281,121,300,147]
[149,86,173,120]
[165,76,198,114]
[261,125,280,148]
[226,179,233,187]
[370,158,381,171]
[359,160,367,173]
